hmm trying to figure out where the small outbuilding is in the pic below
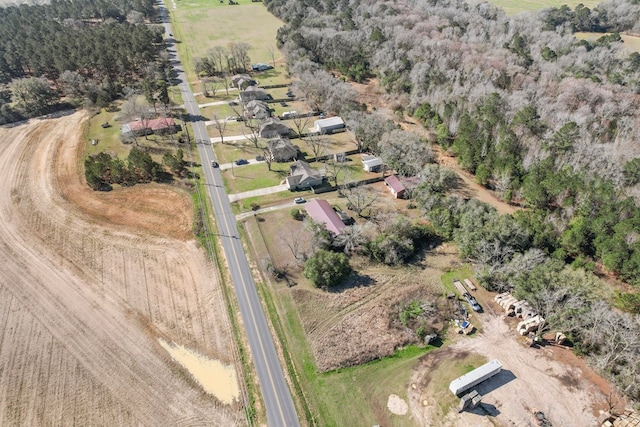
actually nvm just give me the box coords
[267,137,299,162]
[259,118,291,139]
[305,199,346,236]
[313,116,345,134]
[384,175,406,198]
[362,154,383,172]
[239,86,270,103]
[286,160,324,190]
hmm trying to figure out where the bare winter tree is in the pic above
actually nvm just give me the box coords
[207,46,227,74]
[346,110,395,154]
[290,113,311,138]
[379,129,433,176]
[242,117,261,148]
[278,228,308,264]
[305,132,328,162]
[342,185,378,217]
[228,42,251,73]
[119,93,151,144]
[259,144,273,171]
[211,114,228,144]
[333,224,369,255]
[325,159,348,188]
[267,45,278,68]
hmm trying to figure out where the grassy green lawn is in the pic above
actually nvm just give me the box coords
[269,280,433,427]
[427,352,487,418]
[196,92,237,105]
[440,266,475,296]
[170,2,285,85]
[221,162,288,193]
[86,106,195,165]
[233,190,295,212]
[212,139,264,163]
[488,0,602,14]
[85,108,129,158]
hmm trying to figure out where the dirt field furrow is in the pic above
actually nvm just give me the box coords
[0,113,241,425]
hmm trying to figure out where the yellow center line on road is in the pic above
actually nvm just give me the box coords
[202,145,289,425]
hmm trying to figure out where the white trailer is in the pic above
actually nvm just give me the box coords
[449,359,503,396]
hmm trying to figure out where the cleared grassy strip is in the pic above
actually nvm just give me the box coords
[232,191,297,213]
[488,0,602,15]
[213,139,264,163]
[221,162,288,193]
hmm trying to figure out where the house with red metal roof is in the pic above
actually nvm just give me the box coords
[384,175,406,199]
[304,199,346,235]
[121,117,180,138]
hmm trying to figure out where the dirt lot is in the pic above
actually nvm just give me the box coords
[408,308,615,426]
[0,112,242,425]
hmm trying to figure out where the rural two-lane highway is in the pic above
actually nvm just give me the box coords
[159,3,300,426]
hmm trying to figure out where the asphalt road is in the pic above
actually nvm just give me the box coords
[159,4,300,426]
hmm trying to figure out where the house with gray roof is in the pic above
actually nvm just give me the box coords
[231,74,254,90]
[259,117,291,139]
[245,100,270,119]
[286,160,324,190]
[267,137,299,162]
[239,86,270,103]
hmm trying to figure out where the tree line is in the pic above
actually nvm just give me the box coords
[0,0,161,122]
[85,147,187,191]
[263,0,640,400]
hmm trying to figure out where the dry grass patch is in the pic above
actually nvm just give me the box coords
[254,207,458,372]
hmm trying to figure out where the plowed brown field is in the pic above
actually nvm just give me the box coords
[0,112,242,426]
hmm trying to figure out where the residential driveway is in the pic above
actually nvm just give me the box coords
[236,199,308,220]
[228,184,289,202]
[199,100,231,108]
[209,134,247,144]
[219,157,263,170]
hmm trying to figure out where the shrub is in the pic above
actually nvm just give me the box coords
[303,249,351,290]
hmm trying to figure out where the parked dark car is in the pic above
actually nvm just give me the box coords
[464,293,482,312]
[280,101,287,107]
[211,161,219,168]
[235,159,249,165]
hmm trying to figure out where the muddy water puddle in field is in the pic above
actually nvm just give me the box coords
[159,339,239,404]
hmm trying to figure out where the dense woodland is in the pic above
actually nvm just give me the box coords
[0,0,161,121]
[265,0,640,399]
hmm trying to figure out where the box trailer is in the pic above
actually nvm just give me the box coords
[449,359,503,396]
